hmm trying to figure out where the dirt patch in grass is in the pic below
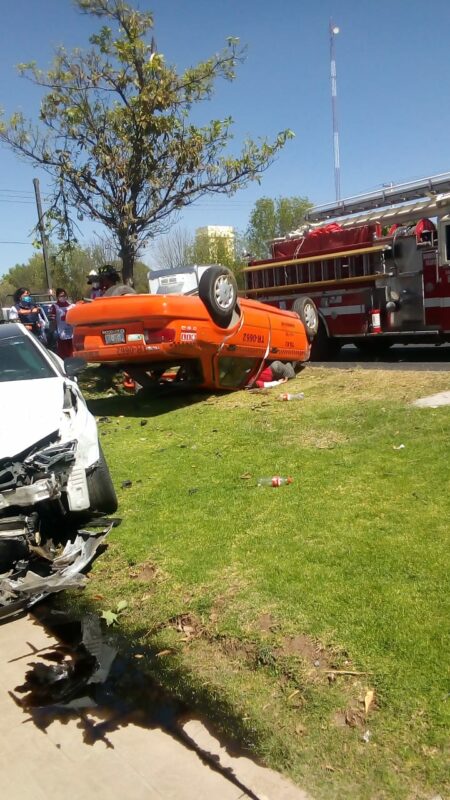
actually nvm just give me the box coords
[332,707,366,730]
[256,613,279,634]
[331,677,378,735]
[129,561,162,583]
[282,428,349,449]
[168,612,204,641]
[277,633,323,663]
[275,634,356,685]
[205,571,250,626]
[333,687,378,732]
[333,710,348,728]
[216,635,258,664]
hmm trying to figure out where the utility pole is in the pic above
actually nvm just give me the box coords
[329,21,341,202]
[33,178,53,295]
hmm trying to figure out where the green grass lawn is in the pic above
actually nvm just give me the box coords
[71,366,450,799]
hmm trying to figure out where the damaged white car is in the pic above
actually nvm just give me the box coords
[0,323,117,571]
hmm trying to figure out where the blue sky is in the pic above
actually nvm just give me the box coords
[1,0,450,275]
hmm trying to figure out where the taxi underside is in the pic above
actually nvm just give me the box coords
[70,298,310,391]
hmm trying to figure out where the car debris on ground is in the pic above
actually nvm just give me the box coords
[0,522,114,622]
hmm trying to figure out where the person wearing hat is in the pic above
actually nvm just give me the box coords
[87,270,103,299]
[98,265,137,297]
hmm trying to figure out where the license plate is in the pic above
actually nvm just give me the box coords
[103,328,125,344]
[181,331,197,343]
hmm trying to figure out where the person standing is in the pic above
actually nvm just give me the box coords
[87,270,103,299]
[97,265,137,297]
[49,288,75,359]
[9,288,46,341]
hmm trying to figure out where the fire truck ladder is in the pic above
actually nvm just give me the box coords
[306,172,450,222]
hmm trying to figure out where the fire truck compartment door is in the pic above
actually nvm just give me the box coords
[438,217,450,265]
[391,237,425,325]
[389,272,425,326]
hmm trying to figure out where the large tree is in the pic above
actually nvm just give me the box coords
[0,0,293,283]
[245,196,312,259]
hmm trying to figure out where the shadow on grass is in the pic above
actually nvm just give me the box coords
[17,597,264,800]
[86,386,217,419]
[80,365,219,419]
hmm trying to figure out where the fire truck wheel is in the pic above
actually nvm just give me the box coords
[198,266,238,328]
[292,297,319,342]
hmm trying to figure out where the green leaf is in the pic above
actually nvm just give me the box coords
[101,609,119,626]
[116,599,128,612]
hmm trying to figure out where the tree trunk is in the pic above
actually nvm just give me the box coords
[120,242,135,285]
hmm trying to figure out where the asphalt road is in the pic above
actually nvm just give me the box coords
[308,344,450,371]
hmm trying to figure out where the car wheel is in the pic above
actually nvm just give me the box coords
[198,267,238,328]
[87,443,118,514]
[292,297,319,342]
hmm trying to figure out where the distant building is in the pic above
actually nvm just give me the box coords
[195,225,235,262]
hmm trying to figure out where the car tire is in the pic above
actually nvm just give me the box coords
[87,443,118,514]
[292,297,319,342]
[198,267,238,328]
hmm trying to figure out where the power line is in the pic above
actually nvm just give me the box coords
[0,199,35,204]
[0,189,34,195]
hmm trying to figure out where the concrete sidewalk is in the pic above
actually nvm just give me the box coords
[0,614,311,800]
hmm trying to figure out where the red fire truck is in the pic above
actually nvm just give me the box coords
[243,173,450,358]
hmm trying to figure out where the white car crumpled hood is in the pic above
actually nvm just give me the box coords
[0,378,65,459]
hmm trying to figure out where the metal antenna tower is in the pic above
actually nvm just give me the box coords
[329,21,341,201]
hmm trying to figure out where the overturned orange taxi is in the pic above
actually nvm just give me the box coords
[67,267,317,391]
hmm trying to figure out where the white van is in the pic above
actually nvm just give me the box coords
[148,265,219,296]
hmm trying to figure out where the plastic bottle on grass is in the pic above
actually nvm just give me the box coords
[278,392,304,401]
[257,476,293,487]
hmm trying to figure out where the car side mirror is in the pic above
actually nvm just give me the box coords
[64,356,87,377]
